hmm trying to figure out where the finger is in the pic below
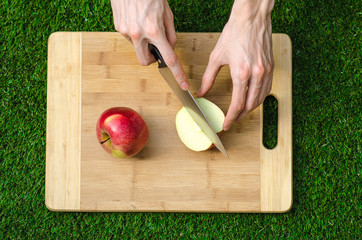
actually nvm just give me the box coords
[237,64,265,120]
[266,74,273,94]
[163,11,177,48]
[156,40,189,90]
[257,33,274,105]
[119,0,129,39]
[258,68,273,105]
[197,54,222,97]
[257,81,269,106]
[113,0,131,41]
[223,64,250,131]
[111,0,119,31]
[223,81,248,131]
[134,39,156,66]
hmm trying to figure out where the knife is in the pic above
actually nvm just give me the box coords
[148,44,229,158]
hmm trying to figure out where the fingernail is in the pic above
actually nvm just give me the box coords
[181,82,189,90]
[197,88,202,97]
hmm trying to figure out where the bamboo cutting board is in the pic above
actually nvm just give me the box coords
[46,32,292,212]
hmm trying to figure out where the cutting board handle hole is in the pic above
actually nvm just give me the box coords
[263,95,278,149]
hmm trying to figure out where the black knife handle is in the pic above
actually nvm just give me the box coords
[148,43,167,68]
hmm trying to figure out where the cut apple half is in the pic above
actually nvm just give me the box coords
[175,97,225,151]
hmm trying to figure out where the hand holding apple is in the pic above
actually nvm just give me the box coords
[96,107,149,158]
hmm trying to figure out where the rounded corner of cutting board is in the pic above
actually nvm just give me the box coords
[48,31,63,43]
[44,197,59,212]
[273,33,292,42]
[280,198,293,213]
[261,197,293,213]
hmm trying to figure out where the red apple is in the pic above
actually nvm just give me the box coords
[96,107,149,158]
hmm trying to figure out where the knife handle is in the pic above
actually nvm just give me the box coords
[148,44,167,68]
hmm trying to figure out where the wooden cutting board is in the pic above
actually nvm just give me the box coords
[46,32,292,213]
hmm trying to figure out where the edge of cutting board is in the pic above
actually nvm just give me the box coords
[45,32,292,213]
[45,32,82,211]
[261,33,293,213]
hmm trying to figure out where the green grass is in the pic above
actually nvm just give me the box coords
[1,0,361,238]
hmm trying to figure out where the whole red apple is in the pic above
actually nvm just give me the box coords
[96,107,149,158]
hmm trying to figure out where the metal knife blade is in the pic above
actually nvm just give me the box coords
[148,44,229,158]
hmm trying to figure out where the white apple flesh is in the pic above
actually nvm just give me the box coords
[175,98,225,151]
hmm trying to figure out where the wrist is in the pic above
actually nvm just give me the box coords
[229,0,274,24]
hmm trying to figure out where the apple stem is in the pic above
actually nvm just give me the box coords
[100,137,110,144]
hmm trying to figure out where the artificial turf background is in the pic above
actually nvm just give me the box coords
[1,0,361,238]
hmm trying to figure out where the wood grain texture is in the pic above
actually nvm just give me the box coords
[260,34,293,212]
[46,32,82,211]
[46,32,292,212]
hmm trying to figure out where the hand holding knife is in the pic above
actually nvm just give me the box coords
[148,44,229,158]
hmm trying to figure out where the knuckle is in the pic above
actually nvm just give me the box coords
[129,31,141,41]
[232,74,248,87]
[175,72,186,82]
[170,36,177,47]
[128,25,142,41]
[145,24,160,39]
[232,67,250,86]
[119,24,128,36]
[237,64,251,80]
[253,64,265,79]
[164,54,178,67]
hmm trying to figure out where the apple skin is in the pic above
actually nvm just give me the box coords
[206,132,223,150]
[96,107,149,158]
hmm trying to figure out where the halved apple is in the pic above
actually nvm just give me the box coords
[175,97,225,151]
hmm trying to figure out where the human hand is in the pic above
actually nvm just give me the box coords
[197,0,274,130]
[111,0,189,90]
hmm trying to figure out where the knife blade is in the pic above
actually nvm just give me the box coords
[148,44,229,158]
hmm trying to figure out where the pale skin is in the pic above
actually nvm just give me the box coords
[111,0,274,131]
